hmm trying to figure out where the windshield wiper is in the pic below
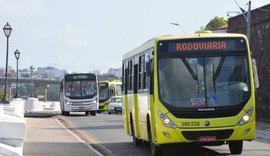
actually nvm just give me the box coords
[180,58,200,93]
[212,64,216,94]
[213,56,225,81]
[181,58,198,80]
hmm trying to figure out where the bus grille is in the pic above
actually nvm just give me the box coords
[182,129,233,140]
[71,101,91,105]
[171,108,241,118]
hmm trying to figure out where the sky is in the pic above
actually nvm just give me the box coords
[0,0,269,73]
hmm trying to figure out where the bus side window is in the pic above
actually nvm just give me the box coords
[122,63,125,93]
[124,61,129,94]
[60,81,63,92]
[128,60,133,91]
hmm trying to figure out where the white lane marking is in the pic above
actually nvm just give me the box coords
[55,118,104,156]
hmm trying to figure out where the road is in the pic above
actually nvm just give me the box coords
[59,113,270,156]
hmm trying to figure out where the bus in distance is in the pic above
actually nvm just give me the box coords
[60,73,99,116]
[99,80,122,112]
[122,32,256,156]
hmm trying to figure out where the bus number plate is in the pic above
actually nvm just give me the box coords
[181,121,200,127]
[199,136,216,142]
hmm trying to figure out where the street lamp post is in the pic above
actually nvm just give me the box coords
[2,22,12,104]
[170,22,186,34]
[30,65,35,97]
[14,49,20,98]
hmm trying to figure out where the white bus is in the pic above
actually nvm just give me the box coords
[60,73,99,116]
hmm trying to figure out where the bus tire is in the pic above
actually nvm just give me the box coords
[62,111,69,116]
[130,114,142,146]
[229,140,243,154]
[147,117,163,156]
[90,111,96,116]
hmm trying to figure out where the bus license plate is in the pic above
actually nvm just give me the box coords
[199,136,216,142]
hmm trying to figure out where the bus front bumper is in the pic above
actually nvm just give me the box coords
[155,120,255,145]
[64,103,99,112]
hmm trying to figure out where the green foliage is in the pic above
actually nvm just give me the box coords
[205,16,228,29]
[0,91,3,100]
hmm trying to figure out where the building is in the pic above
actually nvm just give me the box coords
[208,26,228,33]
[228,3,270,121]
[107,68,121,78]
[37,66,66,80]
[0,66,15,78]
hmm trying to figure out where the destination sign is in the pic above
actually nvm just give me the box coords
[99,82,108,87]
[65,74,96,81]
[176,41,226,51]
[159,38,247,53]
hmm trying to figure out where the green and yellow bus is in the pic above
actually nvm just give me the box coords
[99,80,122,111]
[122,32,257,156]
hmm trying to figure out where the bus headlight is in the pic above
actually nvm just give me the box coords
[65,99,71,105]
[238,108,253,126]
[158,112,177,129]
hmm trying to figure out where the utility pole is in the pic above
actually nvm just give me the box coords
[247,0,251,41]
[234,0,251,41]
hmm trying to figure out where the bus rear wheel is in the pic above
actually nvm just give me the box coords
[229,140,243,154]
[147,119,163,156]
[130,116,142,146]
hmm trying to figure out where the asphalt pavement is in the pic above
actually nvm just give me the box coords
[23,116,103,156]
[22,115,270,156]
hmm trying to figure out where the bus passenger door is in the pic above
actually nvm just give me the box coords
[133,64,140,138]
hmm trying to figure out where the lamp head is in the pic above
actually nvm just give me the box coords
[14,49,20,60]
[3,22,12,38]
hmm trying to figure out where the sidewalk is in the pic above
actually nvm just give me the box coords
[23,117,102,156]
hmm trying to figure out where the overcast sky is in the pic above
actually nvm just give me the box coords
[0,0,269,73]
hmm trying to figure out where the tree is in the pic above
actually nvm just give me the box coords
[0,91,3,100]
[205,16,228,29]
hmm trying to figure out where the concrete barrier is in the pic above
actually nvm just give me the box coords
[0,98,26,156]
[0,98,61,155]
[24,98,61,117]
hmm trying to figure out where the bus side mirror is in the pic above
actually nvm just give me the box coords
[252,58,259,89]
[146,60,153,76]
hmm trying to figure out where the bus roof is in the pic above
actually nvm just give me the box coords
[123,33,248,60]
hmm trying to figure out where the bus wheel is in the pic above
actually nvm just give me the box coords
[147,120,163,156]
[62,111,69,116]
[85,112,90,116]
[90,111,96,116]
[130,116,142,146]
[229,140,243,154]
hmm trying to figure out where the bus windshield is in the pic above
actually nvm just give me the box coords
[159,55,250,108]
[65,80,97,99]
[99,83,109,101]
[158,38,251,109]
